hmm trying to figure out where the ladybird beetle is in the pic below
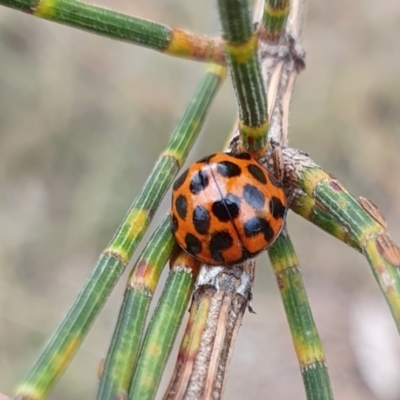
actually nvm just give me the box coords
[170,152,287,266]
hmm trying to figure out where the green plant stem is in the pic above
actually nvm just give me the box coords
[291,192,360,251]
[129,253,200,400]
[0,0,224,62]
[285,148,400,332]
[96,216,176,400]
[261,0,290,41]
[217,0,268,154]
[268,228,333,400]
[13,64,226,400]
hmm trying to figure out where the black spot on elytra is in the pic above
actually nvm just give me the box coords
[209,231,234,263]
[216,161,241,178]
[243,184,266,210]
[175,195,187,220]
[212,194,241,222]
[185,233,202,255]
[244,217,274,242]
[228,152,252,160]
[248,164,267,184]
[270,196,286,219]
[173,169,189,191]
[171,214,178,232]
[193,205,210,235]
[190,170,209,194]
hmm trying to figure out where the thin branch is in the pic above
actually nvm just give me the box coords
[261,0,290,41]
[217,0,269,154]
[229,0,306,151]
[268,228,334,400]
[96,216,176,400]
[0,0,225,63]
[282,146,400,332]
[128,252,201,400]
[13,64,226,400]
[163,260,256,399]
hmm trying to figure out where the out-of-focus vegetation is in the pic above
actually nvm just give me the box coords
[0,1,400,399]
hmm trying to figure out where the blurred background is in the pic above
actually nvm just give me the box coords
[1,0,400,399]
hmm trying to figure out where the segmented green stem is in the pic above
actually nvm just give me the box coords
[217,0,268,154]
[14,64,226,400]
[261,0,290,41]
[0,0,224,62]
[268,228,333,400]
[96,216,176,400]
[291,192,360,251]
[129,253,201,400]
[286,149,400,331]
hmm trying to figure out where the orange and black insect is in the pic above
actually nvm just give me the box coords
[170,152,287,265]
